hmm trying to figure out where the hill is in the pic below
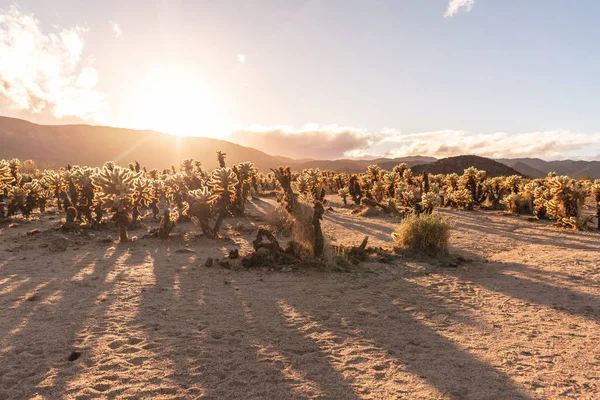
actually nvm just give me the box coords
[411,155,524,177]
[496,158,600,179]
[0,116,283,172]
[287,156,436,172]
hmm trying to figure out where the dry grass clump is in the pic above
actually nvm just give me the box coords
[263,205,292,235]
[392,213,452,255]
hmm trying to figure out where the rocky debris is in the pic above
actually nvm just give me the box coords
[175,248,195,254]
[68,351,81,362]
[48,237,70,252]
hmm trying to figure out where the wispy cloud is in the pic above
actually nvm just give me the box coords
[0,6,110,122]
[445,0,475,18]
[229,124,599,160]
[237,53,246,63]
[110,20,122,39]
[228,124,378,159]
[377,129,599,160]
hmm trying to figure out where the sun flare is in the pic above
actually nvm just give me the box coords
[129,65,228,138]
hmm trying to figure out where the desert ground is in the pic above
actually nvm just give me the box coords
[1,196,599,399]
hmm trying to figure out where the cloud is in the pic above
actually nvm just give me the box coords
[237,53,246,63]
[227,124,379,159]
[110,21,122,39]
[229,125,599,161]
[379,130,599,160]
[0,6,110,123]
[445,0,475,17]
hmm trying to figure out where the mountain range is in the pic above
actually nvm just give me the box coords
[1,116,598,178]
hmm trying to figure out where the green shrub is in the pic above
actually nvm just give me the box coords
[391,213,452,255]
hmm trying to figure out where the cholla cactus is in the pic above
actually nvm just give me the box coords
[367,165,381,182]
[500,192,522,214]
[203,167,238,238]
[180,158,195,176]
[92,165,142,242]
[395,184,416,207]
[592,180,600,230]
[185,186,217,236]
[450,188,474,209]
[542,175,588,229]
[231,161,257,216]
[503,175,522,194]
[0,160,15,188]
[372,180,386,202]
[383,172,400,198]
[8,158,21,183]
[6,186,29,216]
[338,187,350,206]
[131,177,153,226]
[392,163,408,176]
[43,170,66,210]
[293,174,311,195]
[420,192,441,214]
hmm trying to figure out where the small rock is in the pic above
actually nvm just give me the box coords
[26,229,40,236]
[205,257,214,267]
[228,249,239,259]
[8,223,18,228]
[48,238,70,252]
[175,248,195,254]
[68,351,81,361]
[97,236,113,243]
[26,294,40,302]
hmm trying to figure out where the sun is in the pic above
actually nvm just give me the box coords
[129,65,228,138]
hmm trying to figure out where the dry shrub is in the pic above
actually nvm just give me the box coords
[263,205,292,235]
[392,213,452,255]
[289,197,319,251]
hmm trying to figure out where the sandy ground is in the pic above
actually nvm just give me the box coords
[1,196,600,399]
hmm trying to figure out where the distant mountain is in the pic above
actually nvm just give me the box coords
[2,116,598,177]
[496,158,600,178]
[0,116,283,172]
[500,161,546,179]
[411,155,524,177]
[287,156,436,172]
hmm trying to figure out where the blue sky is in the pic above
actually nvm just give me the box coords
[1,0,599,160]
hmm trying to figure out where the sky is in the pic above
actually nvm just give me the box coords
[0,0,599,160]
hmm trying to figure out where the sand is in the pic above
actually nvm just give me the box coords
[1,196,599,399]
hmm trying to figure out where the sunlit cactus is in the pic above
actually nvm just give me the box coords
[371,180,386,202]
[450,188,474,210]
[338,187,350,206]
[216,151,227,168]
[392,163,408,176]
[420,191,441,214]
[92,165,142,242]
[131,177,153,226]
[0,160,15,188]
[500,192,523,214]
[293,174,311,195]
[367,165,381,182]
[6,186,29,216]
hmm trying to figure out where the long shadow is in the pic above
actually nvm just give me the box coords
[437,257,600,323]
[279,276,531,399]
[0,244,128,399]
[448,210,600,250]
[229,278,361,399]
[325,212,394,243]
[134,243,317,398]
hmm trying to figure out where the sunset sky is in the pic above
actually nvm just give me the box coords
[1,0,599,160]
